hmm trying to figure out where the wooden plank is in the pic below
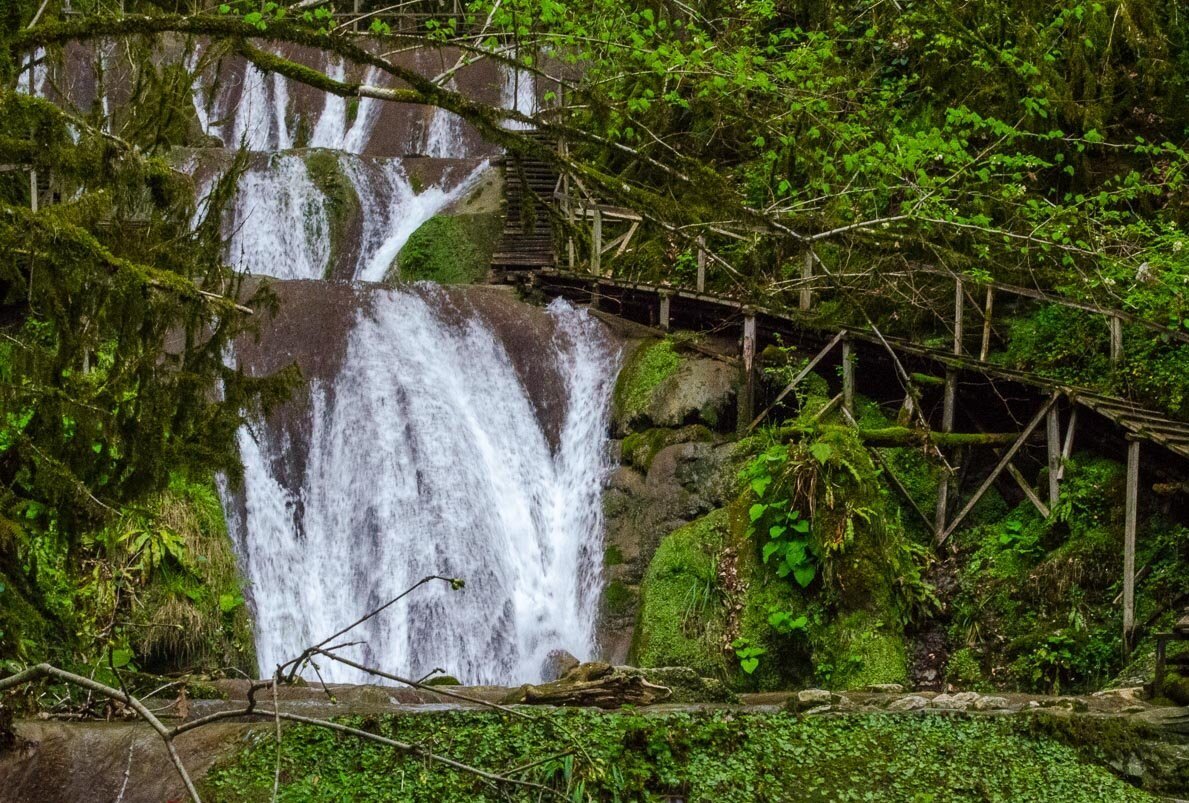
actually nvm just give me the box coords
[939,392,1060,544]
[1123,438,1140,654]
[746,330,846,432]
[935,369,958,535]
[1047,405,1061,507]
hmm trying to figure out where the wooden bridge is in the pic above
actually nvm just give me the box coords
[491,149,1189,654]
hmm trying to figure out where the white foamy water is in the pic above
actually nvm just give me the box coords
[500,65,537,129]
[226,154,332,280]
[229,290,618,684]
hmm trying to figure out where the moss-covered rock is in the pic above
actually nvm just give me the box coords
[613,339,681,430]
[391,213,502,284]
[632,509,731,677]
[812,610,909,689]
[616,666,739,703]
[620,425,714,472]
[303,149,359,279]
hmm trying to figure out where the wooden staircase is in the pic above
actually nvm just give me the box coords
[491,130,558,273]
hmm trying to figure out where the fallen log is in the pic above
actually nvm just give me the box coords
[771,424,1028,448]
[502,662,671,709]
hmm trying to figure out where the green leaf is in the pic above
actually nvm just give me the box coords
[740,657,760,674]
[749,503,767,522]
[110,648,134,669]
[750,476,771,497]
[809,441,833,464]
[219,593,244,614]
[768,524,786,539]
[793,563,816,588]
[762,541,783,563]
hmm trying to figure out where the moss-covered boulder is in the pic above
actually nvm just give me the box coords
[612,338,736,434]
[391,213,502,284]
[632,509,732,677]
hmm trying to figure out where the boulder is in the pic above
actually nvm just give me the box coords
[972,696,1010,711]
[866,683,905,694]
[541,650,581,683]
[887,695,929,711]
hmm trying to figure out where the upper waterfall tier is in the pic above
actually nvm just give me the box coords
[224,281,621,685]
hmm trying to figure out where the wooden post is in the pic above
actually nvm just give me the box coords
[1046,405,1061,508]
[696,237,706,292]
[1123,438,1140,654]
[1058,407,1078,481]
[591,207,602,276]
[29,169,38,213]
[658,291,671,331]
[934,370,957,537]
[1109,316,1124,367]
[979,286,994,361]
[841,336,855,418]
[800,250,814,311]
[953,278,965,356]
[353,0,360,31]
[739,312,758,434]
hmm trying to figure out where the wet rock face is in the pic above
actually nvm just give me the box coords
[596,338,746,664]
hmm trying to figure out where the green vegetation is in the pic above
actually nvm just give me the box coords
[632,509,730,678]
[612,339,680,429]
[201,710,1158,802]
[391,213,502,285]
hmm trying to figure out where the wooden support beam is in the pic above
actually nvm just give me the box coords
[591,207,602,275]
[658,291,671,332]
[1123,438,1140,654]
[739,312,757,435]
[1058,407,1077,480]
[747,330,846,432]
[1046,405,1061,507]
[613,221,639,257]
[800,250,814,311]
[935,369,958,536]
[841,336,855,418]
[29,168,38,213]
[1109,315,1124,367]
[953,278,964,356]
[939,392,1060,544]
[1006,462,1050,518]
[979,286,994,362]
[696,237,706,292]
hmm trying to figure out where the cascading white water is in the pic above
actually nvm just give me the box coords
[346,158,490,282]
[226,154,333,280]
[230,289,619,684]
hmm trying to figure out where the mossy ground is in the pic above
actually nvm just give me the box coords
[201,709,1158,802]
[390,213,502,284]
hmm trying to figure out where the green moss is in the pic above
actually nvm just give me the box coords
[391,213,502,285]
[602,579,635,618]
[632,509,730,677]
[812,610,908,689]
[603,544,624,566]
[201,710,1157,802]
[0,567,51,660]
[945,647,984,688]
[303,150,359,278]
[620,424,713,471]
[612,339,680,429]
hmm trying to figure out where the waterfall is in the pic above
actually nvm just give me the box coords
[226,154,332,280]
[346,158,490,282]
[230,288,619,685]
[500,65,537,129]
